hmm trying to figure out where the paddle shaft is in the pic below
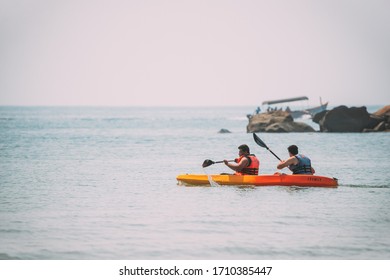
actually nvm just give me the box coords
[202,159,235,168]
[253,133,282,161]
[266,148,282,161]
[214,160,234,164]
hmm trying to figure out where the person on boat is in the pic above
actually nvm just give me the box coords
[223,144,259,175]
[276,145,315,175]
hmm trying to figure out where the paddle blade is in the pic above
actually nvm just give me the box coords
[202,159,215,168]
[253,133,268,149]
[253,133,282,161]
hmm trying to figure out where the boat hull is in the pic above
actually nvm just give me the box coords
[288,102,328,119]
[177,174,338,188]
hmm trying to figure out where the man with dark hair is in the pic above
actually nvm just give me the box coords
[224,144,260,175]
[238,144,250,153]
[277,145,315,175]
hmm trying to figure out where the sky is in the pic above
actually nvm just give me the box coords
[1,0,389,107]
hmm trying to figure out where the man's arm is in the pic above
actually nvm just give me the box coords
[276,156,297,170]
[224,158,249,172]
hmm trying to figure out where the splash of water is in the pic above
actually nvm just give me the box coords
[203,169,221,187]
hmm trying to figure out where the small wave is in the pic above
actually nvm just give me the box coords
[0,229,31,234]
[343,184,390,189]
[102,118,141,122]
[0,253,21,260]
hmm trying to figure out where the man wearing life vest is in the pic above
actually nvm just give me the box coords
[277,145,315,175]
[224,144,260,175]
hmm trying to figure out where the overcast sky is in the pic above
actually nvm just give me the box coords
[1,0,389,107]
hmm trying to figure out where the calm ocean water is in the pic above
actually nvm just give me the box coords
[1,106,389,260]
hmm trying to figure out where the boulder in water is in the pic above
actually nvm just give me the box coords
[313,105,390,132]
[247,110,315,133]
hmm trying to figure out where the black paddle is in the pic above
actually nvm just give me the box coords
[202,159,234,168]
[253,133,282,161]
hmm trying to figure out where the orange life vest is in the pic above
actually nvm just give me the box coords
[235,154,260,175]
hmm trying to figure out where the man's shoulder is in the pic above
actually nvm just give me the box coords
[289,156,299,163]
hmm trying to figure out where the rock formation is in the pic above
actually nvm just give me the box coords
[247,110,315,133]
[313,105,390,132]
[366,105,390,132]
[218,128,231,133]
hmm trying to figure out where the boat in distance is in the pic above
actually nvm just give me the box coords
[177,173,338,188]
[248,96,328,119]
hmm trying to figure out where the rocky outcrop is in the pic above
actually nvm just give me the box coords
[373,105,390,117]
[247,110,315,133]
[218,128,231,133]
[313,105,390,132]
[365,105,390,132]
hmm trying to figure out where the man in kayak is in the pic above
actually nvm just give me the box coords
[276,145,315,174]
[223,144,260,175]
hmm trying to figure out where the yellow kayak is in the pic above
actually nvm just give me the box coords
[177,173,338,188]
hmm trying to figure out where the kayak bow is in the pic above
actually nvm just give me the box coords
[177,173,338,188]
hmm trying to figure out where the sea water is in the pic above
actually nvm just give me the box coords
[0,106,389,259]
